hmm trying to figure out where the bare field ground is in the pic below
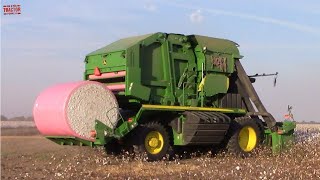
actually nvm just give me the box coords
[1,128,39,136]
[1,124,320,179]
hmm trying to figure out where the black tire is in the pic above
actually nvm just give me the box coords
[133,122,172,161]
[226,117,262,157]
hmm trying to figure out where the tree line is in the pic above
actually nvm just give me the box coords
[1,115,34,121]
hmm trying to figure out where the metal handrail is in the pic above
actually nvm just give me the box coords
[105,107,127,136]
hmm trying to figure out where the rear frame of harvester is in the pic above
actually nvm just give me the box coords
[47,32,295,160]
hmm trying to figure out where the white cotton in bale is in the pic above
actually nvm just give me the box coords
[67,83,119,138]
[33,81,119,140]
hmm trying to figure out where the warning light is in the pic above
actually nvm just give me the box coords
[128,118,133,123]
[90,130,97,138]
[94,67,101,76]
[284,114,292,119]
[277,129,284,135]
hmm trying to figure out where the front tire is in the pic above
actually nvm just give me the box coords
[134,122,172,161]
[227,117,262,157]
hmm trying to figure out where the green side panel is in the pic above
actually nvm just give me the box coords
[125,51,150,100]
[85,51,127,78]
[124,33,167,102]
[204,74,229,96]
[140,42,165,85]
[128,82,151,101]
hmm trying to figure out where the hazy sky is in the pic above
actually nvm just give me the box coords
[1,0,320,121]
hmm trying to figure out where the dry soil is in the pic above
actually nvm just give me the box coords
[1,124,320,179]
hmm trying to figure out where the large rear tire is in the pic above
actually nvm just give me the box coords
[133,122,172,161]
[227,117,262,157]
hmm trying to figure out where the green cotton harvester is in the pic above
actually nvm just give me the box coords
[33,32,296,161]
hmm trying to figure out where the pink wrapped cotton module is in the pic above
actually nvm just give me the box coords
[33,81,119,140]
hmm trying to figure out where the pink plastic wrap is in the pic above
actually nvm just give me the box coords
[107,84,125,91]
[33,81,116,140]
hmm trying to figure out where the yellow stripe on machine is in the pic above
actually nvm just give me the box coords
[142,104,246,113]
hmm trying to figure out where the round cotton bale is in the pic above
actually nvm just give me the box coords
[33,81,118,140]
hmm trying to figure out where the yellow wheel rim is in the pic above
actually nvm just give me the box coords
[144,131,164,154]
[238,126,257,152]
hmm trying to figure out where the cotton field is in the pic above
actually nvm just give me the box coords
[1,124,320,179]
